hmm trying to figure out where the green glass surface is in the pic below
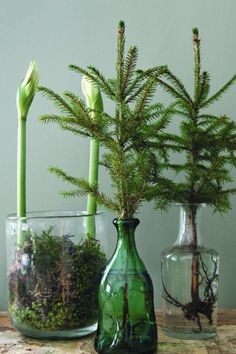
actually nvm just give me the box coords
[94,218,157,354]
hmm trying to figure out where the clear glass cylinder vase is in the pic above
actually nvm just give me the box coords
[94,218,157,354]
[6,211,107,339]
[161,204,219,339]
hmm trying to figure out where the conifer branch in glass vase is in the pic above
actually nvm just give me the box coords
[38,21,179,353]
[147,28,236,336]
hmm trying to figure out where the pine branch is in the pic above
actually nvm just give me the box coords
[163,69,193,103]
[126,65,167,103]
[48,166,82,186]
[69,64,115,99]
[220,188,236,195]
[124,71,145,102]
[87,66,115,98]
[40,114,65,125]
[123,46,138,94]
[132,78,157,121]
[63,91,87,112]
[59,123,91,138]
[200,74,236,108]
[38,86,74,115]
[155,78,191,105]
[138,65,168,78]
[49,166,120,212]
[62,185,119,213]
[197,71,210,105]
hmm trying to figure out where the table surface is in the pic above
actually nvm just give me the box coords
[0,310,236,354]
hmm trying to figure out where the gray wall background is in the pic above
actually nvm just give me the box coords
[1,0,236,311]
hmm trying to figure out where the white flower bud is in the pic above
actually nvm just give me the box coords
[81,75,103,111]
[17,61,39,120]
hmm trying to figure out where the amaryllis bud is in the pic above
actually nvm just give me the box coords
[16,61,39,120]
[81,75,103,112]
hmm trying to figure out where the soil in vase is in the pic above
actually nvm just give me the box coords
[7,212,107,338]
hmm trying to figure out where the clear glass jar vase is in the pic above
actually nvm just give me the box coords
[6,211,107,339]
[161,204,219,339]
[94,218,157,354]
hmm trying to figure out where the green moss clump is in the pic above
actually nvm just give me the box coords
[8,229,106,331]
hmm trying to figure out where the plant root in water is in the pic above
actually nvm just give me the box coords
[162,253,218,332]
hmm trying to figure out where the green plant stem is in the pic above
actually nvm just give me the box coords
[86,132,99,238]
[17,119,26,217]
[17,118,26,247]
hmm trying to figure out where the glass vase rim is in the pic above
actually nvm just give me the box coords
[113,217,140,225]
[6,210,105,221]
[174,202,207,208]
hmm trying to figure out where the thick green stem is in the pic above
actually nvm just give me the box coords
[82,77,103,238]
[86,135,99,238]
[17,118,27,247]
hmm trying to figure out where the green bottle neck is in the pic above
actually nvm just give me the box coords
[111,218,145,272]
[114,218,139,249]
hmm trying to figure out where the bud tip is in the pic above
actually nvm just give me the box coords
[118,21,125,30]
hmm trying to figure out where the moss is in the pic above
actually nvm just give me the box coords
[8,230,106,331]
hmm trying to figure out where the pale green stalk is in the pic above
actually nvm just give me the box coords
[82,76,103,238]
[16,61,39,247]
[17,118,27,218]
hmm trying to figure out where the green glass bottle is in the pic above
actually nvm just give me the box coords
[94,218,157,354]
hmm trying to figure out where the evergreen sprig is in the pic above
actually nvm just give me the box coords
[148,28,236,212]
[39,21,174,218]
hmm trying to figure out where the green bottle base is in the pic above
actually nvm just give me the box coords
[95,346,157,354]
